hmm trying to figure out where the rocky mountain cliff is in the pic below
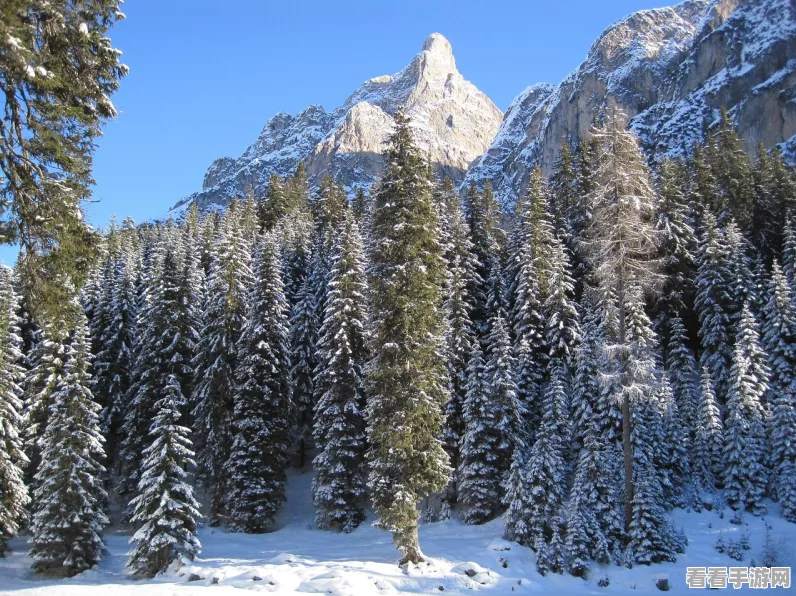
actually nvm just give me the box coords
[172,0,794,217]
[169,34,503,215]
[465,0,796,210]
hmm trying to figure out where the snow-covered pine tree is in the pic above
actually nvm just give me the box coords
[658,375,689,508]
[485,254,508,324]
[0,266,29,556]
[522,357,570,573]
[565,412,624,576]
[503,443,533,546]
[725,221,756,324]
[440,201,477,498]
[665,315,699,446]
[623,283,680,564]
[692,367,724,504]
[117,235,164,509]
[226,234,291,533]
[29,311,108,576]
[126,373,201,577]
[289,246,323,468]
[462,181,500,338]
[695,212,734,401]
[544,238,580,363]
[510,167,553,437]
[549,139,578,242]
[582,109,662,534]
[459,314,520,524]
[312,216,369,533]
[654,158,696,341]
[92,246,137,465]
[571,290,601,450]
[783,217,796,296]
[706,108,756,229]
[761,261,796,521]
[724,303,770,515]
[192,201,253,525]
[365,109,450,564]
[752,145,792,261]
[21,324,68,487]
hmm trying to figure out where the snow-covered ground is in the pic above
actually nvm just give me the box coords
[1,470,794,595]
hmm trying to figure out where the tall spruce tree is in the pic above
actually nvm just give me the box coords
[692,368,724,504]
[440,202,477,499]
[522,358,570,573]
[0,266,29,556]
[459,314,520,524]
[695,212,734,401]
[29,311,108,576]
[723,303,770,515]
[21,323,68,487]
[654,158,696,341]
[127,373,201,577]
[665,315,699,446]
[312,216,369,532]
[225,234,292,533]
[366,109,450,564]
[192,202,253,525]
[761,262,796,521]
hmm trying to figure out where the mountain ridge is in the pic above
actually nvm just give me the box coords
[171,0,795,217]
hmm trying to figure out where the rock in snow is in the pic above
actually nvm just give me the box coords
[170,0,795,217]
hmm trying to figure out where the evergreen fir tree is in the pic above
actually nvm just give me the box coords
[695,212,734,401]
[623,284,680,564]
[522,358,569,570]
[92,247,137,465]
[365,109,450,564]
[226,234,292,532]
[544,238,581,363]
[665,315,699,445]
[761,262,796,521]
[549,139,578,241]
[459,315,520,524]
[0,266,29,556]
[29,312,108,576]
[312,216,369,533]
[706,107,756,228]
[289,249,322,468]
[462,182,500,337]
[565,416,624,575]
[724,304,770,515]
[783,217,796,295]
[192,202,253,525]
[692,368,724,502]
[441,204,477,497]
[655,158,696,339]
[21,324,68,487]
[127,374,201,577]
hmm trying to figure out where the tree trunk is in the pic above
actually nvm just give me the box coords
[395,525,424,566]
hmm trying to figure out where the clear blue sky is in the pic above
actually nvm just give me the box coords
[87,0,674,228]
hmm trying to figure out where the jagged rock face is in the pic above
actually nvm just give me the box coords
[171,33,503,215]
[465,0,796,211]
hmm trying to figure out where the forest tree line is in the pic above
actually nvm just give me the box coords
[0,107,795,578]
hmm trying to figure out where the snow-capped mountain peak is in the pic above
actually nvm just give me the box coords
[170,33,503,216]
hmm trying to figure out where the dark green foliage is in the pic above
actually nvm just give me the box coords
[365,109,450,564]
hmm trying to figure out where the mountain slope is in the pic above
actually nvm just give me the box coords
[170,34,503,215]
[465,0,796,210]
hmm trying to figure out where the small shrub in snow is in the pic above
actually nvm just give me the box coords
[715,536,726,553]
[726,539,744,561]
